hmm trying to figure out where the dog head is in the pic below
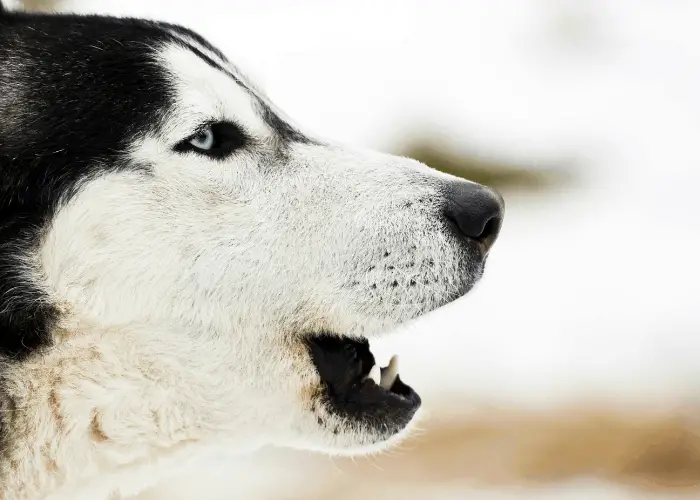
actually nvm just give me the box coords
[0,10,503,457]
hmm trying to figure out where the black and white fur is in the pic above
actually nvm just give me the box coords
[0,3,504,499]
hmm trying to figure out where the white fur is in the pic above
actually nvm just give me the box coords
[157,44,272,141]
[0,39,474,499]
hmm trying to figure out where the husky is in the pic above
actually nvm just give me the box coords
[0,2,504,498]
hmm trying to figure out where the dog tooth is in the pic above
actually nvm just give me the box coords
[380,355,399,389]
[367,364,381,385]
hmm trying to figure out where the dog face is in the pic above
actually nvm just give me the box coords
[0,11,503,457]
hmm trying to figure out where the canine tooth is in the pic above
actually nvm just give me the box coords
[367,365,381,385]
[380,355,399,389]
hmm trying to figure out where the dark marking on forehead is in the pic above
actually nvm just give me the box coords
[164,23,229,62]
[171,37,244,87]
[170,35,316,145]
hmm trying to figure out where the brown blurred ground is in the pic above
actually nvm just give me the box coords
[308,406,700,499]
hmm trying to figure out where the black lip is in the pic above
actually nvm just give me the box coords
[306,334,421,434]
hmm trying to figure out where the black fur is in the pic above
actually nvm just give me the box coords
[0,12,190,358]
[0,12,180,358]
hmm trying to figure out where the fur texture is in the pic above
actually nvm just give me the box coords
[0,5,503,499]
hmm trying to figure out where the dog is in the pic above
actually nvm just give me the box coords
[0,3,504,498]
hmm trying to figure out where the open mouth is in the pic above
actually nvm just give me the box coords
[306,334,421,435]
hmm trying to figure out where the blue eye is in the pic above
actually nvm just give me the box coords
[175,121,249,159]
[189,127,215,150]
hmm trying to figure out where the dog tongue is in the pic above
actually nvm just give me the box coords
[380,355,399,389]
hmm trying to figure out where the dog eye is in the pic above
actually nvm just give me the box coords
[175,122,248,159]
[189,127,215,150]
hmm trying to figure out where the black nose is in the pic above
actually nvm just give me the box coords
[443,181,504,253]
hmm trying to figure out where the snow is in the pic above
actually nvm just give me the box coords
[58,0,700,497]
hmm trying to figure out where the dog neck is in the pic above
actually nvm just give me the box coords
[0,323,257,500]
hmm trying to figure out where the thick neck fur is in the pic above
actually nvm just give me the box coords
[0,322,261,500]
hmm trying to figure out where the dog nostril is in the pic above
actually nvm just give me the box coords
[443,206,502,244]
[477,216,502,248]
[442,182,504,253]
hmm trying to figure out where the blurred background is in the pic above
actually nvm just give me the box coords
[20,0,700,498]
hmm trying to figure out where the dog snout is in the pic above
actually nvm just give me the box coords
[442,181,504,254]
